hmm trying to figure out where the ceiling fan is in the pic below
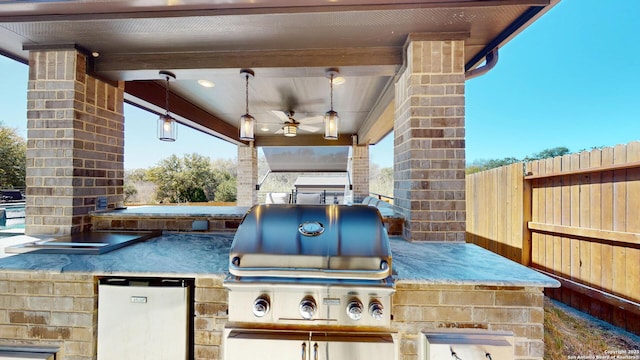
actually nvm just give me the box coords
[270,110,323,137]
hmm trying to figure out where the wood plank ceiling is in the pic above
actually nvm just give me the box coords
[0,0,558,147]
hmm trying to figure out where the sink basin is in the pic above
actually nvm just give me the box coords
[5,231,158,255]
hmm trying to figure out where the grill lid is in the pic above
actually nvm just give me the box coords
[228,204,392,280]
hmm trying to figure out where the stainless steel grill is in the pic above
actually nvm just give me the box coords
[224,204,396,359]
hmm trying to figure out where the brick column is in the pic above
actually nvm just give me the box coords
[351,142,370,204]
[394,39,466,241]
[236,144,257,206]
[25,49,124,235]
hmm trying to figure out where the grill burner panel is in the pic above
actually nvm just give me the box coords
[225,277,394,328]
[229,204,392,280]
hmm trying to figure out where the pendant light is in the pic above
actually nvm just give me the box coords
[157,70,177,142]
[239,69,256,141]
[324,68,340,140]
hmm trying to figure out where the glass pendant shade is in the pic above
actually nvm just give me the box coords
[323,110,339,140]
[283,124,297,137]
[158,113,177,142]
[239,113,255,141]
[157,70,177,142]
[324,68,340,140]
[239,69,256,141]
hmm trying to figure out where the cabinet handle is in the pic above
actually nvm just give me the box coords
[313,342,318,360]
[301,342,306,360]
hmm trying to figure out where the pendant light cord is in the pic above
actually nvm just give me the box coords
[330,73,334,111]
[164,75,170,116]
[245,73,249,114]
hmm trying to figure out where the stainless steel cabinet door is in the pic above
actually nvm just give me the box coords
[312,333,395,360]
[97,284,189,360]
[225,330,395,360]
[226,330,310,360]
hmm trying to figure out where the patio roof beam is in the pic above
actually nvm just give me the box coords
[94,47,403,77]
[254,134,353,147]
[124,80,245,145]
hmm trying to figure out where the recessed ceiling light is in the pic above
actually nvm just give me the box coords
[260,125,270,132]
[198,79,215,88]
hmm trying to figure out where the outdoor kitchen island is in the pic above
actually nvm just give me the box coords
[0,232,558,360]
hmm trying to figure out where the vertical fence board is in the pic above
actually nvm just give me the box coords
[553,156,563,276]
[569,153,581,283]
[612,144,627,297]
[589,149,603,290]
[561,155,572,278]
[600,147,614,291]
[625,142,639,302]
[578,152,591,287]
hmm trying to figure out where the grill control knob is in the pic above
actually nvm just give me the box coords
[253,295,270,318]
[369,300,384,320]
[299,296,317,320]
[346,299,364,321]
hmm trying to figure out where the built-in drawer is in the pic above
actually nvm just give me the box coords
[420,330,514,360]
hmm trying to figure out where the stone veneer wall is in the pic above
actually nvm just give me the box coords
[351,143,370,204]
[236,145,258,206]
[0,274,545,360]
[25,49,125,236]
[394,39,466,241]
[91,214,242,232]
[0,271,97,359]
[392,283,545,360]
[193,277,228,360]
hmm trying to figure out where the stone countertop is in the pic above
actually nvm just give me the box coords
[0,233,559,287]
[91,205,251,218]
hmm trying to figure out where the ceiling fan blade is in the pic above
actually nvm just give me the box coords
[299,124,320,133]
[271,110,290,122]
[298,115,324,124]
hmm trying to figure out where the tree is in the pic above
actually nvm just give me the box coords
[215,177,237,202]
[145,153,236,203]
[525,146,570,161]
[467,146,573,174]
[0,123,26,188]
[466,157,520,174]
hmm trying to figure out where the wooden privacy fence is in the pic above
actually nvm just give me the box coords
[466,141,640,334]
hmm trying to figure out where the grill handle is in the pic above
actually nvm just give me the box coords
[313,343,318,360]
[301,342,306,360]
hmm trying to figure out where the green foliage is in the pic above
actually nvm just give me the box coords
[123,183,138,202]
[145,153,236,203]
[370,164,394,197]
[467,146,572,174]
[466,157,520,174]
[215,177,237,202]
[524,146,570,161]
[0,123,26,188]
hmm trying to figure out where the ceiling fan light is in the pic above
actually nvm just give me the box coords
[324,110,339,140]
[283,124,297,137]
[239,113,255,141]
[158,113,177,142]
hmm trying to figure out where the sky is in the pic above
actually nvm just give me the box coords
[0,0,638,170]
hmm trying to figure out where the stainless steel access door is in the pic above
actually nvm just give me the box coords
[225,329,395,360]
[97,279,189,360]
